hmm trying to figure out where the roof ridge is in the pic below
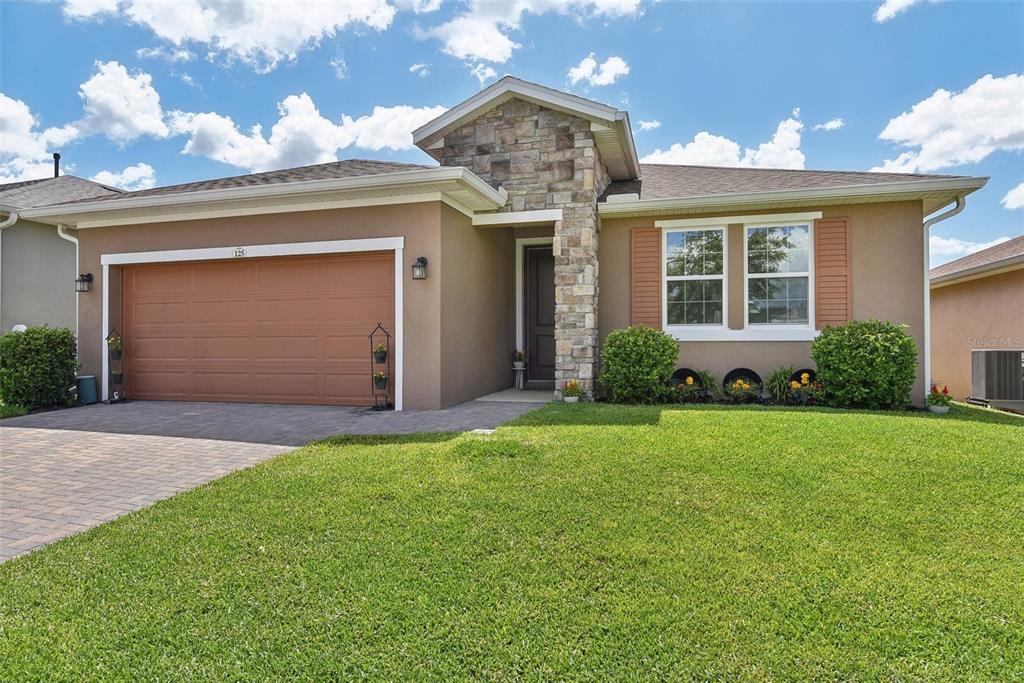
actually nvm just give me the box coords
[931,234,1024,276]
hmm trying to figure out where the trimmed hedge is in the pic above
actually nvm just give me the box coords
[599,325,678,404]
[811,319,917,410]
[0,327,78,410]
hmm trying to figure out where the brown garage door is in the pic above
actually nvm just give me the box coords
[122,251,394,406]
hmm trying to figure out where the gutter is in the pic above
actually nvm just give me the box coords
[0,211,19,332]
[56,225,80,340]
[922,195,967,403]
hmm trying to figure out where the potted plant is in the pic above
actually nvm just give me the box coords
[562,379,581,403]
[512,350,526,369]
[674,373,706,403]
[111,371,123,386]
[373,343,388,364]
[107,333,123,361]
[373,370,388,391]
[724,377,761,404]
[926,384,952,414]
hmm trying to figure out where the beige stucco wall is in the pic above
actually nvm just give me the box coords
[0,219,76,333]
[439,206,516,406]
[931,267,1024,399]
[599,201,927,402]
[76,202,445,410]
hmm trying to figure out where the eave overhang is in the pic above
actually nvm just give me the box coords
[930,252,1024,289]
[20,167,508,229]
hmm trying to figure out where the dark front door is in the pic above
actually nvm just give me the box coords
[524,245,556,384]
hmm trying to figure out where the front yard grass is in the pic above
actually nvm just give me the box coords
[2,404,1022,680]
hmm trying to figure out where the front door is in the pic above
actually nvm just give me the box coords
[524,245,556,384]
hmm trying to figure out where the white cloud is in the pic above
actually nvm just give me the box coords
[409,62,431,77]
[637,120,660,131]
[1001,182,1024,210]
[135,46,194,62]
[874,0,934,23]
[0,93,81,182]
[170,93,446,171]
[64,0,396,72]
[930,235,1011,263]
[77,61,170,142]
[330,55,348,79]
[872,73,1024,172]
[812,118,845,132]
[567,53,629,87]
[469,63,498,84]
[642,109,805,169]
[91,162,157,190]
[423,0,644,64]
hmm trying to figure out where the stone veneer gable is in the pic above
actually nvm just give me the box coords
[430,98,612,397]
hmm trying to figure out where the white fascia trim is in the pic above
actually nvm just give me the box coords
[657,211,822,228]
[24,167,506,220]
[473,209,562,227]
[599,177,989,216]
[413,76,621,146]
[665,325,820,342]
[515,237,554,352]
[101,236,405,266]
[930,253,1024,288]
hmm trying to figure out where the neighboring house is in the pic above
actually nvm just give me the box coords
[19,77,987,410]
[0,173,121,333]
[930,235,1024,400]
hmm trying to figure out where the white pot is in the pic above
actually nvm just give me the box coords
[513,361,525,369]
[928,405,950,414]
[563,396,579,403]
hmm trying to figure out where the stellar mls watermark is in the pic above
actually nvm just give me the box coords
[968,335,1024,348]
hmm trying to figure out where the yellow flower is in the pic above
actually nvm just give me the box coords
[790,381,800,390]
[800,373,810,385]
[685,376,694,386]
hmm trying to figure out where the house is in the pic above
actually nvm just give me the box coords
[18,77,987,410]
[930,234,1024,400]
[0,167,121,333]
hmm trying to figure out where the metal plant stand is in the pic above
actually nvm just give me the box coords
[105,328,125,403]
[368,323,393,411]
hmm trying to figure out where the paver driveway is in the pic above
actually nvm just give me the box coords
[0,399,544,562]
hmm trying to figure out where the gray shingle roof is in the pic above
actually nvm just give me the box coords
[0,175,121,209]
[930,234,1024,280]
[63,159,434,205]
[600,164,969,202]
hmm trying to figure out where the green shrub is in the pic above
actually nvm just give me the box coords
[0,326,78,410]
[0,402,29,419]
[599,325,678,404]
[811,319,917,410]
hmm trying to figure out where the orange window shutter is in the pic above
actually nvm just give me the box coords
[814,217,853,329]
[630,228,662,329]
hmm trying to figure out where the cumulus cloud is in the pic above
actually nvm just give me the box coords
[568,53,629,87]
[422,0,643,64]
[0,94,81,182]
[930,234,1012,263]
[63,0,396,72]
[77,61,170,142]
[871,73,1024,172]
[812,118,845,132]
[470,63,498,84]
[874,0,934,22]
[1001,182,1024,211]
[330,55,348,79]
[637,120,660,131]
[409,62,431,77]
[91,162,157,190]
[170,93,446,171]
[642,109,805,170]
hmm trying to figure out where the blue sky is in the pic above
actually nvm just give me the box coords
[1,0,1021,264]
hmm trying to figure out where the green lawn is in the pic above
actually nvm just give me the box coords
[2,404,1022,681]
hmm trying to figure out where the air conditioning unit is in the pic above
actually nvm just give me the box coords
[971,350,1024,401]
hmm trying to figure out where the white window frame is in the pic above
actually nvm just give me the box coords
[743,220,815,332]
[661,225,729,334]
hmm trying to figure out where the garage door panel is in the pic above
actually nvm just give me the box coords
[123,251,394,406]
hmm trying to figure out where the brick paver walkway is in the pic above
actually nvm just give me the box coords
[1,399,545,562]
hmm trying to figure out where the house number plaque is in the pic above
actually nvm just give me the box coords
[233,247,247,257]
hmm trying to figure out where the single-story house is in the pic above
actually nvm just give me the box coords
[930,234,1024,400]
[0,167,121,333]
[18,77,988,410]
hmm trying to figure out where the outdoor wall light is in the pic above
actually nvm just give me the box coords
[75,273,93,293]
[411,256,428,280]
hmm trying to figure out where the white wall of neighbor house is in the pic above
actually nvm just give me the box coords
[0,219,76,333]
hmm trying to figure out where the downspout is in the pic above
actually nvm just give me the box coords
[922,195,966,402]
[0,211,20,332]
[56,224,80,340]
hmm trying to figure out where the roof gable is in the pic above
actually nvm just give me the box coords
[413,76,640,181]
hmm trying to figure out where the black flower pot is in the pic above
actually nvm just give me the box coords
[373,349,388,364]
[373,376,388,391]
[110,350,122,361]
[111,372,124,385]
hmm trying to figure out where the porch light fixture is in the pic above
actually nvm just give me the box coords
[411,256,428,280]
[75,273,93,293]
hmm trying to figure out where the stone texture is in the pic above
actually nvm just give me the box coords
[429,100,612,398]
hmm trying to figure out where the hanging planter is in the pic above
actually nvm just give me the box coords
[373,343,388,364]
[106,330,123,361]
[373,371,389,391]
[111,371,124,386]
